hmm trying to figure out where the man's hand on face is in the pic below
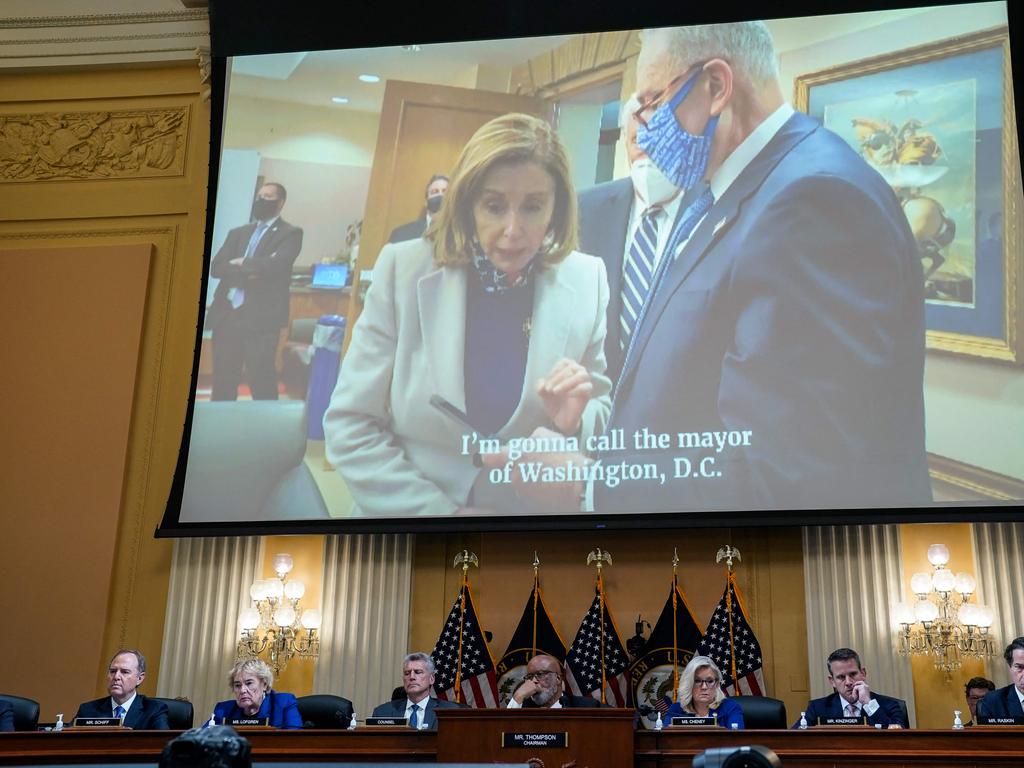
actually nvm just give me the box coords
[851,680,872,706]
[513,678,544,705]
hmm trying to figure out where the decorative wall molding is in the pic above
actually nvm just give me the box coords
[0,107,189,182]
[928,453,1024,502]
[0,10,208,29]
[0,8,209,68]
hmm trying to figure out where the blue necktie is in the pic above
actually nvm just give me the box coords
[619,185,715,377]
[114,705,126,720]
[408,703,420,728]
[229,222,268,309]
[620,206,661,349]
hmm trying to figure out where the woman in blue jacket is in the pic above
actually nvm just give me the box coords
[213,659,302,729]
[662,656,744,729]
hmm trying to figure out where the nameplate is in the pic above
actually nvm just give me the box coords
[364,717,405,727]
[819,716,867,726]
[670,716,718,727]
[978,716,1024,725]
[227,718,269,727]
[501,731,568,748]
[73,717,123,727]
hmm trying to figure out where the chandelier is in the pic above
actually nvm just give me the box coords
[237,553,321,676]
[893,544,996,677]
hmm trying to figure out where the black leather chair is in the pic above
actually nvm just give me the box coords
[152,697,194,730]
[391,686,406,702]
[0,694,40,731]
[296,695,354,729]
[734,695,787,729]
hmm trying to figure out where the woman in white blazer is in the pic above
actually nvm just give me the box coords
[324,113,612,517]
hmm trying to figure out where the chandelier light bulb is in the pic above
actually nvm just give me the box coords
[273,605,296,627]
[272,553,294,577]
[927,544,951,566]
[284,581,305,600]
[932,567,956,593]
[893,601,915,625]
[914,599,939,623]
[264,579,284,600]
[238,608,260,631]
[958,603,979,626]
[977,606,995,628]
[249,580,267,601]
[301,609,322,630]
[954,572,976,595]
[910,572,933,596]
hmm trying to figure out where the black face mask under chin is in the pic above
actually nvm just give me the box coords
[426,194,444,214]
[253,198,278,221]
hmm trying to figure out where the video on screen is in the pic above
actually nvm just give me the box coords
[174,1,1023,527]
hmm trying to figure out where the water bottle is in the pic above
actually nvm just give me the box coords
[953,710,964,730]
[347,712,357,730]
[653,712,663,731]
[798,711,808,730]
[208,713,216,728]
[54,714,64,732]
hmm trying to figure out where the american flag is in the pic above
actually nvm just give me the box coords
[696,572,765,696]
[430,583,499,707]
[565,589,630,706]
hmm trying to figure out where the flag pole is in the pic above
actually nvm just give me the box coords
[715,545,741,689]
[587,547,613,704]
[452,549,479,704]
[531,551,540,657]
[671,547,679,701]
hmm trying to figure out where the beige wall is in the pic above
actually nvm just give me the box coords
[0,62,210,717]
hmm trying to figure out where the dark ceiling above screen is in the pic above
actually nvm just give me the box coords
[159,0,1023,536]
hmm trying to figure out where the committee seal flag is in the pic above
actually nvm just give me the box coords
[496,571,568,706]
[431,577,499,707]
[696,569,765,696]
[630,574,704,729]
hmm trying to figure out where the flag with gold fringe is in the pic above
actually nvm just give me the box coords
[431,579,499,707]
[565,560,630,706]
[695,570,765,696]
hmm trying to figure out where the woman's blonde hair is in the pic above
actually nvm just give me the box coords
[677,655,727,712]
[228,659,273,692]
[429,112,578,268]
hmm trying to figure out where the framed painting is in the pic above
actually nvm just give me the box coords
[795,27,1021,362]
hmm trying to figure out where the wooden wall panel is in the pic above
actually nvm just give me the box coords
[0,62,210,713]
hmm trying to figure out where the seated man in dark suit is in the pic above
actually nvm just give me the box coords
[796,648,907,728]
[0,698,13,731]
[964,675,996,726]
[371,652,457,729]
[74,649,169,729]
[506,653,600,709]
[978,636,1024,721]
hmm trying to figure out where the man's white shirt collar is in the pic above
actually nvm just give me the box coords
[710,102,795,202]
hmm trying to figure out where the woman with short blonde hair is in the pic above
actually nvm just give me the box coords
[662,655,744,729]
[213,658,302,729]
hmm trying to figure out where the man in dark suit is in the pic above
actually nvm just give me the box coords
[796,648,908,728]
[371,652,457,730]
[578,97,683,382]
[74,649,169,729]
[964,675,995,726]
[0,699,13,731]
[387,174,448,243]
[208,182,303,401]
[495,21,931,516]
[507,654,600,709]
[978,637,1024,721]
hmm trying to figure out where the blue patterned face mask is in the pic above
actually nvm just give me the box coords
[637,66,719,192]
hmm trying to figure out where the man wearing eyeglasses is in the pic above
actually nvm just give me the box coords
[977,637,1024,722]
[497,21,931,517]
[506,654,600,709]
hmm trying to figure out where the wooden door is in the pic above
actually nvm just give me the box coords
[346,80,548,346]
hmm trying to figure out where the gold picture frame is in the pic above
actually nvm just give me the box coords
[795,27,1022,363]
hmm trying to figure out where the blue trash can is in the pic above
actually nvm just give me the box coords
[306,314,346,440]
